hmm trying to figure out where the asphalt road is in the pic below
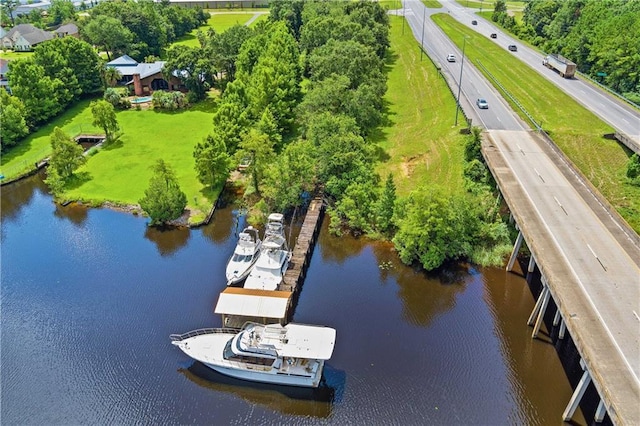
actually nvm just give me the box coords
[401,0,523,131]
[398,1,640,422]
[431,0,640,141]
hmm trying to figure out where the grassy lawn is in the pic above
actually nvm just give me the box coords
[61,99,217,223]
[1,97,101,180]
[432,13,640,232]
[173,12,268,48]
[456,0,525,10]
[375,16,464,197]
[0,50,34,60]
[421,0,442,8]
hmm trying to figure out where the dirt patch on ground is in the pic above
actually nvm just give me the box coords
[401,154,428,177]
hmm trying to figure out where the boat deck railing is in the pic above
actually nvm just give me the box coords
[170,327,239,342]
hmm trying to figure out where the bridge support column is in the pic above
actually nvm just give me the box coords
[527,278,549,329]
[527,255,536,274]
[563,361,591,422]
[553,308,561,326]
[506,231,524,271]
[595,399,607,423]
[531,285,551,339]
[558,319,566,339]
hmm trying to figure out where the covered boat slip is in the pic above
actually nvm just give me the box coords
[215,287,293,327]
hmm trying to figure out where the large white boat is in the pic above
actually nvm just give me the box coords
[226,226,262,285]
[170,322,337,388]
[243,213,291,291]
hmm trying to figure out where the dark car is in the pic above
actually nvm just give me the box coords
[508,44,518,52]
[472,20,478,25]
[476,98,489,109]
[490,33,497,39]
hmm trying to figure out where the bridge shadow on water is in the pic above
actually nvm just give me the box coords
[179,361,345,418]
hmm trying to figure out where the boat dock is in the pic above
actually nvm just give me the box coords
[215,195,325,328]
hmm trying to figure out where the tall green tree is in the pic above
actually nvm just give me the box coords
[210,24,253,83]
[48,127,85,179]
[237,128,275,196]
[49,0,76,25]
[90,100,120,143]
[262,139,316,211]
[245,21,301,133]
[81,15,134,61]
[376,173,396,235]
[193,134,232,188]
[0,91,29,150]
[163,44,211,100]
[139,159,188,225]
[7,59,64,125]
[0,0,18,26]
[393,186,477,271]
[211,80,250,153]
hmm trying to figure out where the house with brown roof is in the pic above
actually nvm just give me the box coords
[1,24,54,51]
[106,55,185,96]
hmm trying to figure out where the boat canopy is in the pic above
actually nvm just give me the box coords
[214,287,291,320]
[277,323,337,360]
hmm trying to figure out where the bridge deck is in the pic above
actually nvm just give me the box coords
[483,130,640,425]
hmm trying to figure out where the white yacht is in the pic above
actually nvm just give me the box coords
[243,213,291,291]
[170,322,336,388]
[226,226,262,285]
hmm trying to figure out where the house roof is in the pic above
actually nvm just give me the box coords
[54,23,78,35]
[3,24,54,45]
[107,54,138,67]
[106,55,166,79]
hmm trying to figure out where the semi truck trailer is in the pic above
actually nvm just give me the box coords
[542,54,577,78]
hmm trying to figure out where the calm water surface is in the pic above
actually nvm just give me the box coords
[1,174,585,424]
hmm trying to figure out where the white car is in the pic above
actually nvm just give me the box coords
[476,98,489,109]
[447,54,456,62]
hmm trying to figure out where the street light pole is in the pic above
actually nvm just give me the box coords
[420,6,426,61]
[454,37,467,126]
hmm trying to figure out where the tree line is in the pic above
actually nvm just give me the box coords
[492,0,640,103]
[190,0,511,271]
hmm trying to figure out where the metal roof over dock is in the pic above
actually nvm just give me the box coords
[214,287,292,320]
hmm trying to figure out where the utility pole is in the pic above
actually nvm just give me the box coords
[454,37,467,126]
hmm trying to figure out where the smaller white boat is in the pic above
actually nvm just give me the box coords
[170,322,336,388]
[244,213,291,291]
[226,226,262,285]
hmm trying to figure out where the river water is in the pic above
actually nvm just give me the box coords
[1,174,587,425]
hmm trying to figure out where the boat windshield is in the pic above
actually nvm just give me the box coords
[232,254,251,262]
[223,339,275,366]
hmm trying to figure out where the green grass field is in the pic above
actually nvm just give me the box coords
[375,16,464,197]
[173,12,268,48]
[1,97,101,180]
[61,99,218,223]
[456,0,525,10]
[0,50,34,60]
[432,13,640,232]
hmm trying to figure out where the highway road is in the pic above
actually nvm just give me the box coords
[427,0,640,141]
[398,1,640,422]
[401,1,523,131]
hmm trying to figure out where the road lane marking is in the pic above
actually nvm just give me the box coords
[534,168,545,183]
[587,243,607,271]
[554,196,568,215]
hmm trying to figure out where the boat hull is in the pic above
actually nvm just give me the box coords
[202,360,324,388]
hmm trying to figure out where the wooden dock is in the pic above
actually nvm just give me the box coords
[280,195,325,292]
[214,195,325,327]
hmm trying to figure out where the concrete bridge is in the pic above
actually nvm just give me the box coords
[483,129,640,425]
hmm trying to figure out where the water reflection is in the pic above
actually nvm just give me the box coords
[53,203,89,226]
[144,225,191,257]
[0,172,49,225]
[180,361,341,418]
